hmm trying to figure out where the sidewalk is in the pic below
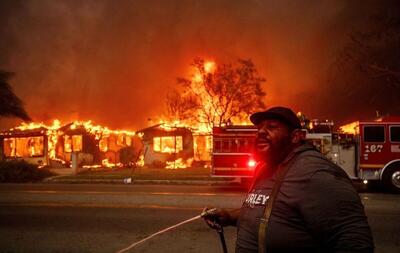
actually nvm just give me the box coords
[45,167,241,186]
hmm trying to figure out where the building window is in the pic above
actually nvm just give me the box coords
[363,126,385,143]
[390,126,400,142]
[117,135,124,146]
[3,138,16,157]
[64,135,83,152]
[193,135,212,161]
[125,136,132,146]
[3,136,44,158]
[153,136,183,153]
[99,137,108,152]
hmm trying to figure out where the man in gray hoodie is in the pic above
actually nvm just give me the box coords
[203,106,374,253]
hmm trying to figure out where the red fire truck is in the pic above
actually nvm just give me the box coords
[212,117,400,193]
[212,126,258,178]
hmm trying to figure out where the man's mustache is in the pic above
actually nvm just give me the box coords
[256,134,271,144]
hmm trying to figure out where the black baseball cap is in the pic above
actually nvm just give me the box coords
[250,106,302,129]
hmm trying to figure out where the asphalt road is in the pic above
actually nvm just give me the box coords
[0,184,399,253]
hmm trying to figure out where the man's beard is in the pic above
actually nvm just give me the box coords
[255,135,292,167]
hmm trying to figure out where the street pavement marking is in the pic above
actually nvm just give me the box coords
[0,202,204,210]
[0,190,242,197]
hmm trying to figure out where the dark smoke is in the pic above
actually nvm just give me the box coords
[0,0,395,130]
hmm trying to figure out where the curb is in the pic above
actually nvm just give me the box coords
[45,177,241,186]
[43,175,70,182]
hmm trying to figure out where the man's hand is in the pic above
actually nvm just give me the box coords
[201,207,239,229]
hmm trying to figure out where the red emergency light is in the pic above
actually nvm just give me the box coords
[248,159,257,168]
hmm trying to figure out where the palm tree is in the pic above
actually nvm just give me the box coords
[0,70,31,121]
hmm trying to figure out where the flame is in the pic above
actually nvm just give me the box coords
[161,146,176,153]
[159,120,212,135]
[233,120,252,126]
[165,158,193,169]
[13,122,46,131]
[204,61,216,73]
[158,120,187,131]
[193,61,216,83]
[12,119,61,131]
[339,122,359,134]
[193,72,203,83]
[81,158,123,170]
[82,164,102,169]
[102,158,123,168]
[70,120,135,140]
[136,155,144,167]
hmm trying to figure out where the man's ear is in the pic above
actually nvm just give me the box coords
[291,129,306,144]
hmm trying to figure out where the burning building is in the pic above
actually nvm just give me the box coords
[54,121,143,169]
[0,120,143,170]
[0,126,49,167]
[0,117,215,170]
[138,124,194,168]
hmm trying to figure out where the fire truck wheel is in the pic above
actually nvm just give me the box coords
[382,163,400,194]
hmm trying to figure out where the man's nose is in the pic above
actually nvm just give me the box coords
[257,130,268,139]
[258,127,268,135]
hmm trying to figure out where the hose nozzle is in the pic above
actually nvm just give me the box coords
[200,208,218,217]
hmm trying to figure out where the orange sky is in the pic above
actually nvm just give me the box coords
[0,0,376,130]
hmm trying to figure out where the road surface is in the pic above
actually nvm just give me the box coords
[0,184,399,253]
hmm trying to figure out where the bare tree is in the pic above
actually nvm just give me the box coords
[0,71,31,121]
[166,58,266,131]
[329,2,400,118]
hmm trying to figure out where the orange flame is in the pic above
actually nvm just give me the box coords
[136,155,145,167]
[101,158,123,168]
[70,120,135,140]
[165,158,193,169]
[204,61,216,73]
[339,122,359,135]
